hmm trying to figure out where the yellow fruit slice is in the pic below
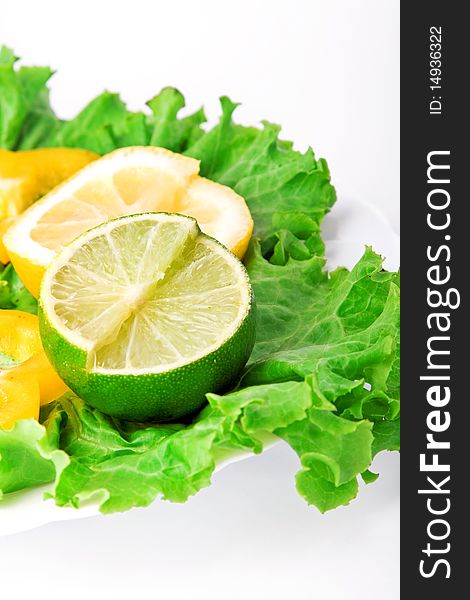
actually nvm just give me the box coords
[0,147,98,264]
[0,148,98,219]
[4,146,254,297]
[181,177,253,259]
[14,350,68,406]
[0,310,41,360]
[0,217,15,263]
[0,373,40,430]
[0,310,67,430]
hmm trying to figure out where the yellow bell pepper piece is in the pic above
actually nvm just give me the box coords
[0,310,68,429]
[16,351,68,406]
[0,373,40,430]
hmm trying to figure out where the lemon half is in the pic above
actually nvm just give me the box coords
[4,146,254,296]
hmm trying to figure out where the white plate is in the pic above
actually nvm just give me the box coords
[0,198,399,536]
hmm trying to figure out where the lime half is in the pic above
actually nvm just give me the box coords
[38,213,255,421]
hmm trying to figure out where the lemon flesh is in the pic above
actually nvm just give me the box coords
[0,148,98,219]
[0,148,98,264]
[4,146,253,296]
[39,213,255,421]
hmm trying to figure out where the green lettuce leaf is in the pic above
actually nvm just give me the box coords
[14,88,61,150]
[371,418,400,456]
[0,411,67,497]
[279,409,373,512]
[38,87,206,155]
[0,263,37,313]
[206,248,399,511]
[245,244,399,374]
[0,46,54,149]
[208,380,316,431]
[41,395,235,513]
[44,92,129,154]
[185,97,336,239]
[147,88,206,151]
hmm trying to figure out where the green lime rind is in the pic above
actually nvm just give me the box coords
[39,297,255,422]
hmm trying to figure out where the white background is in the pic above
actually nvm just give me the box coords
[0,1,400,598]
